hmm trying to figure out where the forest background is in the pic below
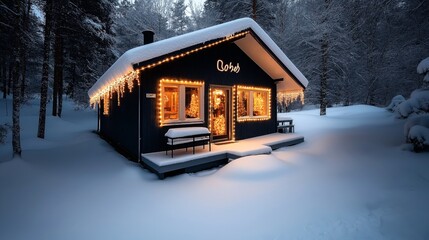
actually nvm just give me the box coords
[1,0,428,155]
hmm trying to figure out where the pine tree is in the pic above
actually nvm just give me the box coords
[170,0,190,35]
[186,93,199,118]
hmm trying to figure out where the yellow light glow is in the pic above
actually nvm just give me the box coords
[89,31,250,113]
[277,90,305,105]
[158,78,204,127]
[236,85,271,122]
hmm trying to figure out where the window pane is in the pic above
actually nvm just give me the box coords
[185,87,199,118]
[164,87,179,120]
[253,91,267,116]
[237,90,249,117]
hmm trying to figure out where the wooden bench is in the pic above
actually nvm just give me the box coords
[277,124,294,133]
[165,127,212,158]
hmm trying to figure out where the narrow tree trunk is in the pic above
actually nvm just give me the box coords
[319,0,330,116]
[252,0,257,20]
[1,60,6,99]
[52,30,63,117]
[20,0,31,100]
[12,0,23,157]
[52,35,58,116]
[320,32,328,116]
[8,63,12,95]
[12,60,22,157]
[37,0,54,139]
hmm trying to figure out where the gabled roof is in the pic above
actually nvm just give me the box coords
[88,18,308,100]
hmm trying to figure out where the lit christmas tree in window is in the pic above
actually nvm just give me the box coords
[186,93,199,118]
[253,92,265,116]
[213,114,226,135]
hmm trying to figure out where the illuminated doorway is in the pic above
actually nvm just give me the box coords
[210,86,232,141]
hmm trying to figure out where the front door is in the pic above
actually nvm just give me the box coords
[210,86,231,141]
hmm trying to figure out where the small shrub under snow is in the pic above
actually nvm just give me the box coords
[408,125,429,152]
[386,95,405,112]
[404,115,429,152]
[394,89,429,118]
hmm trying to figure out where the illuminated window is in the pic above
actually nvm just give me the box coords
[237,86,271,122]
[159,79,204,126]
[237,90,249,117]
[253,91,267,116]
[163,87,179,120]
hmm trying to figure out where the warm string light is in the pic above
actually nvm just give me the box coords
[186,93,199,118]
[277,91,305,104]
[89,31,250,113]
[158,78,204,127]
[232,86,236,141]
[208,88,212,133]
[92,70,139,115]
[236,85,271,122]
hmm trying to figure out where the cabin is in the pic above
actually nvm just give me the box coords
[88,18,308,177]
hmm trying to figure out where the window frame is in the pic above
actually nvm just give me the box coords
[236,86,271,122]
[159,79,205,126]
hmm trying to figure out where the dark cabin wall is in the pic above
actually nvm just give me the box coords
[99,81,139,158]
[139,42,277,154]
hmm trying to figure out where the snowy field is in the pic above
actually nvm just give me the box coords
[1,98,429,240]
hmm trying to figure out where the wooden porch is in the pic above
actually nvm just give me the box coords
[140,133,304,179]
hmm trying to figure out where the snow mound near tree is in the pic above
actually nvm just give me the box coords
[408,125,429,151]
[404,115,429,151]
[394,89,429,118]
[386,95,405,112]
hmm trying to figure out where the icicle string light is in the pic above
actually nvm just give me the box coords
[90,30,250,115]
[277,90,305,104]
[91,70,139,115]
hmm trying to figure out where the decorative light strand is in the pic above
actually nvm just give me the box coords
[232,86,236,141]
[158,78,204,127]
[236,85,271,122]
[277,90,305,105]
[89,30,250,114]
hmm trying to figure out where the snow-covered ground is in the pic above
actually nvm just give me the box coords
[1,98,429,240]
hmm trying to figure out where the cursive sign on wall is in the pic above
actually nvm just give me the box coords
[216,59,240,73]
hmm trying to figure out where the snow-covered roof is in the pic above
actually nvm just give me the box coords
[88,18,309,100]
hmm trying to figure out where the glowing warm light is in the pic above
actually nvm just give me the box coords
[213,114,226,135]
[232,86,236,141]
[185,93,199,118]
[90,31,250,115]
[158,78,204,126]
[277,90,305,105]
[236,85,271,122]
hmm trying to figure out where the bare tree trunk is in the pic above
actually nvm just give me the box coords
[20,0,31,100]
[320,32,328,116]
[12,0,23,157]
[37,0,54,139]
[1,59,6,99]
[252,0,257,20]
[52,30,63,117]
[8,63,12,95]
[52,33,58,116]
[319,0,330,116]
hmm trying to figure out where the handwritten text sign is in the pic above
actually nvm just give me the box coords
[217,59,240,73]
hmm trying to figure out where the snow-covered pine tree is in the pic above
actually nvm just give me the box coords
[170,0,190,35]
